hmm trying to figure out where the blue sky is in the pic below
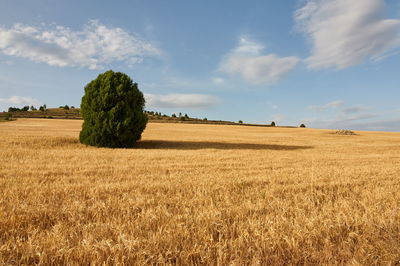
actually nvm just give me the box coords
[0,0,399,131]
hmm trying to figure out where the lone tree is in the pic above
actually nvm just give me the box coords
[79,70,148,148]
[270,121,276,127]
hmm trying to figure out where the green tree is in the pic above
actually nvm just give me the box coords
[79,70,148,148]
[8,107,20,112]
[238,120,243,124]
[39,104,47,112]
[300,124,306,128]
[270,121,276,127]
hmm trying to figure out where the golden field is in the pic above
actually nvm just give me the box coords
[0,118,399,265]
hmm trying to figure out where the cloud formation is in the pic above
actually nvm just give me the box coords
[219,37,300,84]
[0,96,41,111]
[144,93,219,109]
[342,105,367,114]
[308,100,344,112]
[0,96,41,106]
[303,113,388,131]
[302,100,400,131]
[0,20,160,69]
[295,0,400,69]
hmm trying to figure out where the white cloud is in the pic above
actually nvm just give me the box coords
[342,105,367,114]
[212,77,225,85]
[309,100,344,112]
[326,100,345,108]
[0,20,160,69]
[295,0,400,69]
[336,113,378,122]
[0,96,41,109]
[352,118,400,132]
[144,93,219,109]
[309,101,371,117]
[303,112,386,131]
[232,37,265,56]
[219,37,300,84]
[303,100,400,131]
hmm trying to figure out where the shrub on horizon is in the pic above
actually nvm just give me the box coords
[300,124,306,128]
[8,107,20,112]
[271,121,276,127]
[39,104,47,112]
[79,70,148,148]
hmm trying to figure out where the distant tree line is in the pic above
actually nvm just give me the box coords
[8,106,30,112]
[7,104,77,113]
[5,103,307,128]
[145,111,195,121]
[8,105,47,112]
[58,105,75,110]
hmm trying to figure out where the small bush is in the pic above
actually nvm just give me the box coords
[5,113,13,121]
[300,124,306,128]
[39,105,47,112]
[270,121,276,127]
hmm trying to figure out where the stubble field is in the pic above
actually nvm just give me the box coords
[0,118,399,265]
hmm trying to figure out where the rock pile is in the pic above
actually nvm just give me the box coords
[335,130,356,135]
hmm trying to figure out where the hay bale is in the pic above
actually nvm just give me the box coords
[335,130,356,135]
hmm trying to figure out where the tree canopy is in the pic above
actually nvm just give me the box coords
[79,70,148,148]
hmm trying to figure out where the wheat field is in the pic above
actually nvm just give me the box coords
[0,118,399,265]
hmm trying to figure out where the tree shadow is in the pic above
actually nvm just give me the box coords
[136,140,313,150]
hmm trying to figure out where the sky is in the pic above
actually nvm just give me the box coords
[0,0,399,131]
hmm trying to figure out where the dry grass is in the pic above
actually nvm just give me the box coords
[1,118,399,265]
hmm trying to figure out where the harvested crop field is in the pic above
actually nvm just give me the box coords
[1,118,399,265]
